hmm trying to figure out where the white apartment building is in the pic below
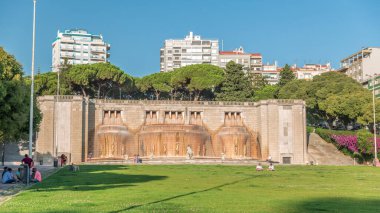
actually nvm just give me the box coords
[295,63,333,80]
[218,46,262,73]
[160,32,219,72]
[338,47,380,83]
[52,29,110,72]
[262,62,280,85]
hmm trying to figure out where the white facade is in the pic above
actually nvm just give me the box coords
[218,46,262,73]
[295,63,332,80]
[52,29,110,72]
[339,47,380,83]
[160,32,219,72]
[262,62,333,85]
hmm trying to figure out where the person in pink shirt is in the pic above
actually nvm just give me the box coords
[31,168,42,183]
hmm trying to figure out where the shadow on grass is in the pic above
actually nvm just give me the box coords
[110,176,254,213]
[29,165,167,192]
[289,197,380,213]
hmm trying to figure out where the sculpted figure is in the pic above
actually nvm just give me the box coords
[186,145,193,160]
[175,143,179,155]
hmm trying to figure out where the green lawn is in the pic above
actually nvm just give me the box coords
[2,165,380,212]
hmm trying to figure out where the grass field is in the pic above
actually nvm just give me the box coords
[2,165,380,212]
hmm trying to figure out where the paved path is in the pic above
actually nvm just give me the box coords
[308,133,354,165]
[0,166,59,204]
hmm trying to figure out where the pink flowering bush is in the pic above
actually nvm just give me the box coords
[331,135,358,152]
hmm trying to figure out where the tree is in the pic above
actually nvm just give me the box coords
[137,72,172,100]
[0,47,41,165]
[278,71,375,129]
[249,73,268,91]
[254,84,279,101]
[216,61,253,101]
[65,63,133,98]
[171,64,224,101]
[278,64,296,87]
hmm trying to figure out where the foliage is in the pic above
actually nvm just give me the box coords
[171,64,224,101]
[136,72,172,100]
[356,129,375,156]
[278,64,295,87]
[65,63,133,98]
[0,47,42,165]
[314,127,379,162]
[279,72,375,128]
[216,61,253,101]
[249,72,268,91]
[254,84,278,101]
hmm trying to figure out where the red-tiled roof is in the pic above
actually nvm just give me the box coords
[219,51,262,57]
[250,53,262,57]
[219,51,245,55]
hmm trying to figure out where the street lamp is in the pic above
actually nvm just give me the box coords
[28,0,37,158]
[367,73,378,166]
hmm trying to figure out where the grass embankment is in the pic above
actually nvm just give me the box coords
[2,165,380,212]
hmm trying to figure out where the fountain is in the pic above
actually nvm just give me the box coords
[215,112,259,159]
[137,111,210,158]
[94,110,130,159]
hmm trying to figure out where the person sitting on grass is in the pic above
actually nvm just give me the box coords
[2,166,8,179]
[16,167,23,181]
[2,168,16,184]
[268,163,275,171]
[256,163,263,171]
[30,168,42,183]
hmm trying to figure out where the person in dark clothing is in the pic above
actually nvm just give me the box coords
[21,154,34,168]
[2,166,8,178]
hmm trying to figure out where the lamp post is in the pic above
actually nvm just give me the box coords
[367,73,378,166]
[28,0,37,157]
[371,74,378,166]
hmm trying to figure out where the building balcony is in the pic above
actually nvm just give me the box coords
[91,55,105,61]
[60,54,75,59]
[91,48,105,53]
[61,46,74,51]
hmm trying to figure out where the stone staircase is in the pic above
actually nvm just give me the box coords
[308,133,354,165]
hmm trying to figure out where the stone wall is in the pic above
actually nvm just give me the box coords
[35,96,307,164]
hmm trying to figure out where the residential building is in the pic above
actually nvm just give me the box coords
[295,63,333,80]
[218,46,262,73]
[262,62,281,85]
[261,62,333,85]
[160,32,219,72]
[52,29,110,72]
[338,47,380,83]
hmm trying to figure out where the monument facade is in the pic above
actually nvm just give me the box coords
[35,96,307,164]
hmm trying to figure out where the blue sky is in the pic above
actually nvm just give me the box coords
[1,0,379,77]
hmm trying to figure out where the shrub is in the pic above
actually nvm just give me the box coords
[313,128,379,163]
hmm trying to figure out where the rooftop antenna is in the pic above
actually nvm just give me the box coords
[221,40,224,51]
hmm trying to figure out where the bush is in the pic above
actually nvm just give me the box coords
[313,128,379,163]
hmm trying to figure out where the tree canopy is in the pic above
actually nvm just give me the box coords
[278,64,296,87]
[279,71,376,127]
[171,64,224,101]
[216,61,253,101]
[0,47,41,164]
[65,63,133,98]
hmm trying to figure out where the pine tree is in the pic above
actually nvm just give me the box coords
[278,64,296,87]
[216,61,253,101]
